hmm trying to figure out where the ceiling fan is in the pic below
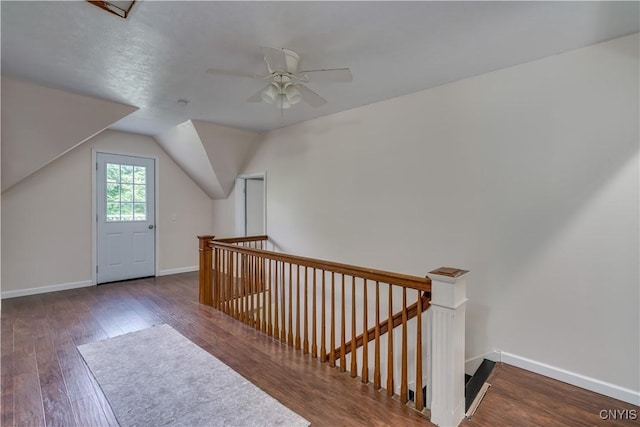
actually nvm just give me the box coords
[207,46,352,110]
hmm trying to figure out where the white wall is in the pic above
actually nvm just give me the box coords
[2,130,213,294]
[212,183,236,238]
[213,34,639,397]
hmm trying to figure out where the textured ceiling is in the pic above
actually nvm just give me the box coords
[2,1,638,135]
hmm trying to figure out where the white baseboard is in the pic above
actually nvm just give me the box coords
[1,280,94,299]
[501,352,640,406]
[156,266,199,276]
[1,267,199,298]
[465,351,501,376]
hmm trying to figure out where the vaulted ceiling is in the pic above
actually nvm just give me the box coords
[2,1,638,135]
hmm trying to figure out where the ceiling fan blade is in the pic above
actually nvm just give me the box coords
[298,68,352,83]
[246,89,263,103]
[206,68,265,79]
[260,46,288,73]
[297,85,327,108]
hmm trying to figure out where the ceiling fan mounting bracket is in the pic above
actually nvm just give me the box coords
[264,48,301,75]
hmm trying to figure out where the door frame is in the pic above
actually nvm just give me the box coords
[92,149,160,285]
[235,172,267,237]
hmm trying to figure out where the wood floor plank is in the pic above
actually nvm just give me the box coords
[464,364,639,427]
[77,289,127,339]
[1,313,15,427]
[92,287,154,335]
[55,337,100,404]
[0,390,14,427]
[1,354,15,427]
[11,317,46,426]
[35,319,77,427]
[69,312,110,348]
[69,395,113,427]
[116,288,165,327]
[84,363,120,426]
[13,373,45,427]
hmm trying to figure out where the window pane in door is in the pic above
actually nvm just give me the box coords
[134,185,146,202]
[104,162,147,222]
[107,203,120,222]
[134,166,146,184]
[121,203,133,221]
[106,183,120,202]
[134,203,146,220]
[121,165,134,183]
[107,164,120,182]
[121,184,133,202]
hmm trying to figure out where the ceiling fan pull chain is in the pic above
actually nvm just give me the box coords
[280,102,284,124]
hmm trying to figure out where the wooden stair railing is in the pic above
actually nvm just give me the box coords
[214,235,268,248]
[328,290,431,361]
[198,235,432,413]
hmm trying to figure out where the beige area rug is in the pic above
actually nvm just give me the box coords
[78,324,310,427]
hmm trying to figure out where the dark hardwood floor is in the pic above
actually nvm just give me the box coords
[465,364,638,427]
[1,272,637,426]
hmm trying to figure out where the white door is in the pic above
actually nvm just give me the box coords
[97,153,155,284]
[245,178,264,236]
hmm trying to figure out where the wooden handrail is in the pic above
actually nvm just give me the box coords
[214,235,268,244]
[207,240,431,291]
[328,291,431,361]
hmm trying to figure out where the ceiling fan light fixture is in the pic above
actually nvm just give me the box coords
[284,84,301,105]
[260,83,279,104]
[275,94,292,110]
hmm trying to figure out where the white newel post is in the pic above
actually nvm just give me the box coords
[428,267,469,427]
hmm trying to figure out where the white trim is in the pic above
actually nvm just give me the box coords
[155,159,161,278]
[465,383,491,419]
[501,351,640,406]
[234,177,244,236]
[92,149,97,284]
[1,280,93,299]
[465,351,501,376]
[235,172,267,237]
[92,149,160,284]
[261,171,267,235]
[157,266,199,276]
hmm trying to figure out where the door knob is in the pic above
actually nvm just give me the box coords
[148,225,154,229]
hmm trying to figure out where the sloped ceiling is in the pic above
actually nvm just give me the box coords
[192,120,258,197]
[1,77,138,192]
[0,75,257,199]
[1,2,638,134]
[154,120,258,199]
